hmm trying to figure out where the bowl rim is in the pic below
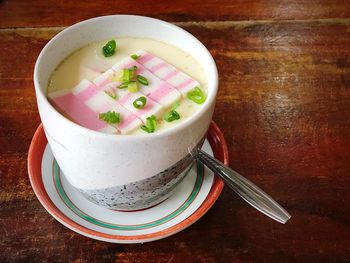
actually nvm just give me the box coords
[34,15,218,141]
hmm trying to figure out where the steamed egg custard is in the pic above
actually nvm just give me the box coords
[47,37,207,135]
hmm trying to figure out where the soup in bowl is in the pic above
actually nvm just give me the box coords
[34,15,218,210]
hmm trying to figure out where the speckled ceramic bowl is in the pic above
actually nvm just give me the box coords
[77,145,197,210]
[34,15,218,210]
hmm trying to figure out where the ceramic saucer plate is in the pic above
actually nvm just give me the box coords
[28,122,228,243]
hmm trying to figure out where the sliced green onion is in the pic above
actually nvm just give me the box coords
[118,81,130,89]
[122,68,133,82]
[137,75,149,86]
[99,111,121,124]
[102,40,116,57]
[127,81,139,92]
[164,110,180,122]
[187,86,206,104]
[131,54,140,60]
[133,96,147,109]
[141,115,157,133]
[104,89,117,100]
[122,66,138,82]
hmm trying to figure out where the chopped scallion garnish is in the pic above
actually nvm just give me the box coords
[127,81,139,92]
[164,110,180,122]
[137,75,149,86]
[133,96,147,109]
[122,68,133,82]
[102,40,116,57]
[122,66,138,82]
[104,89,117,100]
[99,111,121,124]
[141,115,157,133]
[118,82,130,89]
[187,86,206,104]
[131,54,140,60]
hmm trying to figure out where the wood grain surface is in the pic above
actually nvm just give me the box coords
[1,0,350,27]
[0,1,350,262]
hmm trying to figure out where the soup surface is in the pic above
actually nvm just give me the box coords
[48,37,207,135]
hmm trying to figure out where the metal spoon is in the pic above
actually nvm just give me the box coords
[195,149,291,224]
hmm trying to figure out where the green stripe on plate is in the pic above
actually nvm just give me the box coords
[53,160,204,230]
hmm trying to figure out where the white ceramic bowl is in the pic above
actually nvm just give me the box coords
[34,15,218,210]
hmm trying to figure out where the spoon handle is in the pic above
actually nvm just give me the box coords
[197,149,291,224]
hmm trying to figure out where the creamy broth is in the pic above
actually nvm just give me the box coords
[48,37,207,135]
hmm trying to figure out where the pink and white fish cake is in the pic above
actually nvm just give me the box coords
[93,69,121,89]
[112,58,181,108]
[134,50,200,96]
[85,91,142,135]
[47,80,117,134]
[93,64,164,123]
[116,90,164,122]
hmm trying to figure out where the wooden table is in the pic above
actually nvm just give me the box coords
[1,1,350,262]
